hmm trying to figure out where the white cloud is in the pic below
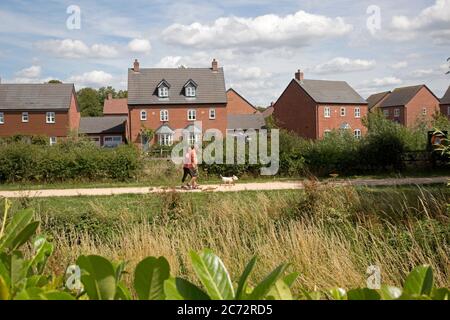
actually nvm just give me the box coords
[127,38,152,54]
[16,65,41,78]
[411,68,436,78]
[226,65,272,80]
[35,39,118,59]
[366,77,403,87]
[390,61,408,69]
[312,57,376,74]
[162,10,352,49]
[67,70,113,87]
[156,56,184,68]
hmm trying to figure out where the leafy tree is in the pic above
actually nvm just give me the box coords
[46,80,62,84]
[98,87,128,106]
[446,57,449,75]
[77,88,102,117]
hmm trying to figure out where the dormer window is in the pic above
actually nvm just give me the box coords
[184,80,198,98]
[157,80,170,98]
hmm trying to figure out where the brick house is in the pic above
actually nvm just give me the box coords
[273,70,368,139]
[376,85,440,127]
[103,93,128,116]
[79,116,127,147]
[440,86,450,119]
[226,88,259,115]
[0,83,80,144]
[367,91,391,111]
[127,59,227,148]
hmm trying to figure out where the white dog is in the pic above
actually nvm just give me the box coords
[220,175,239,186]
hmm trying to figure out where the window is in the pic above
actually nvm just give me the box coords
[187,109,196,121]
[209,108,216,120]
[140,110,147,121]
[89,137,101,147]
[160,110,169,122]
[49,137,57,146]
[185,86,196,97]
[354,129,362,139]
[104,136,122,148]
[188,133,200,146]
[158,86,169,98]
[324,130,331,137]
[422,107,427,116]
[394,108,400,118]
[383,109,389,117]
[354,107,361,118]
[22,112,29,123]
[46,112,55,124]
[340,107,346,117]
[158,134,173,146]
[0,112,4,124]
[324,107,331,118]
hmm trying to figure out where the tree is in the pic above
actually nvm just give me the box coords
[77,88,102,117]
[46,80,62,84]
[97,86,128,106]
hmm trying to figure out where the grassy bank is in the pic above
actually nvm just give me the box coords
[10,184,449,292]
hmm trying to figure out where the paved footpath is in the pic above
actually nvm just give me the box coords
[0,176,448,198]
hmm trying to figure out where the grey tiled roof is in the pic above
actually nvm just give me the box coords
[128,67,227,105]
[262,106,274,118]
[367,91,391,109]
[227,114,266,130]
[0,84,74,110]
[379,85,427,107]
[295,79,367,104]
[441,86,450,104]
[79,116,127,134]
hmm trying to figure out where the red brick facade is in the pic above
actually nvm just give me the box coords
[273,79,368,139]
[440,104,450,119]
[226,89,259,115]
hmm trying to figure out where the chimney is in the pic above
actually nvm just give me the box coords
[107,93,113,100]
[133,59,140,72]
[295,69,304,82]
[212,59,218,72]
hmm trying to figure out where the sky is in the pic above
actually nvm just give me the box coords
[0,0,449,107]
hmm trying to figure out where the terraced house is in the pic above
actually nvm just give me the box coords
[273,70,368,139]
[127,59,227,149]
[0,83,80,144]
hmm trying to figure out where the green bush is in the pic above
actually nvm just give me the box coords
[0,141,142,183]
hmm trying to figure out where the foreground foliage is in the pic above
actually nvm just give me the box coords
[0,199,448,300]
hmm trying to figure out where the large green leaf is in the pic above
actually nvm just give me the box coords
[0,275,10,300]
[172,277,210,300]
[0,209,35,252]
[347,288,381,300]
[235,256,257,300]
[328,287,347,300]
[403,265,434,297]
[379,285,402,300]
[134,256,170,300]
[29,236,53,274]
[164,277,184,300]
[77,255,117,300]
[190,249,234,300]
[283,272,299,288]
[266,279,293,300]
[249,263,289,300]
[431,288,449,300]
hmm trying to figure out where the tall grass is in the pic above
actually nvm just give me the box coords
[31,185,449,292]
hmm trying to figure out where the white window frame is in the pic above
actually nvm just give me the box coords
[185,86,196,97]
[187,109,196,121]
[160,109,169,122]
[0,112,4,124]
[46,112,55,124]
[394,108,400,118]
[188,133,200,146]
[158,133,173,146]
[104,136,123,148]
[383,109,389,117]
[354,129,362,139]
[209,108,216,120]
[49,137,57,146]
[324,107,331,118]
[158,86,169,98]
[340,107,346,117]
[422,107,427,116]
[140,110,147,121]
[354,107,361,118]
[22,112,29,123]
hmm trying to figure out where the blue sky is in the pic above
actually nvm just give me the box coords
[0,0,449,106]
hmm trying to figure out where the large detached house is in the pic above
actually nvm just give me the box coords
[367,91,391,111]
[127,59,227,148]
[273,70,368,139]
[376,85,440,127]
[440,86,450,119]
[0,83,80,144]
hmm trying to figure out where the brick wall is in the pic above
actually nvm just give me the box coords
[317,104,368,139]
[379,106,406,125]
[129,104,227,145]
[68,91,81,131]
[440,104,450,119]
[226,90,258,115]
[405,86,440,127]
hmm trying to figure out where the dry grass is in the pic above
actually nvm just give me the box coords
[40,184,449,292]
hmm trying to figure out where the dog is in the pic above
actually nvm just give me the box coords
[220,175,239,186]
